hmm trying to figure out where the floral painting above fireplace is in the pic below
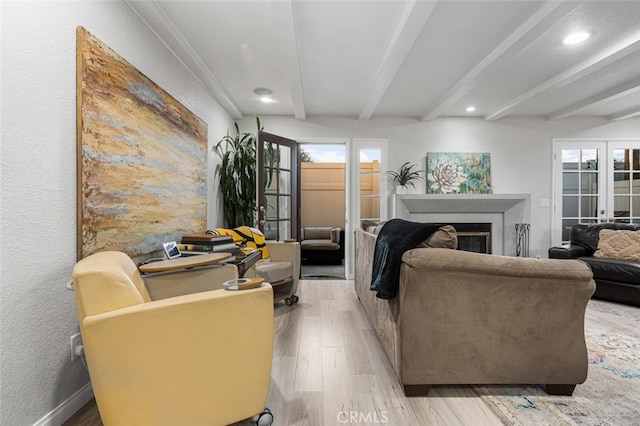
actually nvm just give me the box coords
[426,152,492,194]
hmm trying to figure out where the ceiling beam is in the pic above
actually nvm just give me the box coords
[420,0,576,122]
[125,0,243,120]
[547,77,640,120]
[358,0,436,120]
[485,28,640,121]
[270,1,306,120]
[608,107,640,121]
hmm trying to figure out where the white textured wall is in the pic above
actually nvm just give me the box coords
[244,115,640,259]
[0,2,232,424]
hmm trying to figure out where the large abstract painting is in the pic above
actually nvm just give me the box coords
[76,27,207,259]
[426,152,492,194]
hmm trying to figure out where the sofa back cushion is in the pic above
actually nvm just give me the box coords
[303,227,334,240]
[571,222,640,255]
[416,225,458,249]
[593,229,640,262]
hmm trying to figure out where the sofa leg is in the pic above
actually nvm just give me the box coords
[546,384,576,396]
[403,384,431,397]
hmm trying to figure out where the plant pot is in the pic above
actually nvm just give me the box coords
[396,185,408,195]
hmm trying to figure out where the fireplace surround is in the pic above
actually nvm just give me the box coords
[392,194,530,256]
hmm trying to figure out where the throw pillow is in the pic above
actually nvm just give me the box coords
[593,229,640,262]
[416,225,458,249]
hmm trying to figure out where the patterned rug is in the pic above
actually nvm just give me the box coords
[476,300,640,425]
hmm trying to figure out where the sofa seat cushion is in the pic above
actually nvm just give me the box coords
[579,257,640,285]
[301,239,340,251]
[254,260,292,283]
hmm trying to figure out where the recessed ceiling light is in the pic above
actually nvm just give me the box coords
[563,31,590,45]
[253,87,273,96]
[466,106,476,112]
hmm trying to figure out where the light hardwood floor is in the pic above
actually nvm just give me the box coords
[65,279,506,426]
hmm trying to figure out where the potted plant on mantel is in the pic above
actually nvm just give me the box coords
[387,161,424,194]
[215,117,262,228]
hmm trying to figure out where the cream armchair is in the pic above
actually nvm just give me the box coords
[72,251,274,426]
[245,241,301,305]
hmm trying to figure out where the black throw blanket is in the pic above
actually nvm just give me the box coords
[371,219,443,299]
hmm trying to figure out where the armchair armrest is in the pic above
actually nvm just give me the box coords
[266,241,300,279]
[330,228,341,244]
[549,244,586,259]
[81,285,274,425]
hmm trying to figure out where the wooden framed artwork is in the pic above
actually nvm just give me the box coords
[76,26,207,259]
[426,152,492,194]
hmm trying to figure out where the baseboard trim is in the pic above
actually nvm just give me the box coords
[33,382,94,426]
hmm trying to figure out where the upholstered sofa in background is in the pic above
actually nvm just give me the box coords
[300,226,344,265]
[355,227,596,397]
[549,222,640,307]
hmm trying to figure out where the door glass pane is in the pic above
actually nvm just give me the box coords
[581,173,598,194]
[279,145,291,169]
[563,196,578,217]
[279,170,291,193]
[278,221,291,241]
[562,219,578,241]
[279,195,291,220]
[581,196,598,217]
[264,168,277,191]
[613,149,628,170]
[581,149,598,170]
[614,173,630,193]
[633,173,640,194]
[614,196,630,218]
[265,195,277,220]
[264,220,278,240]
[563,173,578,194]
[562,150,579,170]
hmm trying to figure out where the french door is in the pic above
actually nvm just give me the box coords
[553,139,640,244]
[257,131,300,241]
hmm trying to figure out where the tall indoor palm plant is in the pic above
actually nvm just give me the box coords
[215,118,261,228]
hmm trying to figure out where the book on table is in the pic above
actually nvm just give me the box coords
[180,234,233,244]
[180,234,241,255]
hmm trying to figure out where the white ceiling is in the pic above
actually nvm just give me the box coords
[127,0,640,122]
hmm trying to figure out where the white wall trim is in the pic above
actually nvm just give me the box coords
[33,382,93,426]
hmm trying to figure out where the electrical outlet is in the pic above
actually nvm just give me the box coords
[70,333,83,362]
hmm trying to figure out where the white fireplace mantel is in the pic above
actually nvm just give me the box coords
[392,194,531,256]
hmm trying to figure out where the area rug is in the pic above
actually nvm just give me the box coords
[476,300,640,425]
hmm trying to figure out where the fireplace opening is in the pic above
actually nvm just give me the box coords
[451,223,492,254]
